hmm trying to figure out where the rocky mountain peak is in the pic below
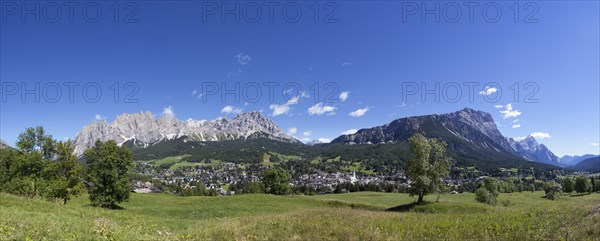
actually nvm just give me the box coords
[447,108,496,129]
[73,111,298,156]
[333,108,512,150]
[509,135,560,165]
[520,136,539,149]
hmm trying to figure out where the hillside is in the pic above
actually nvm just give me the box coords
[561,154,600,166]
[1,192,599,240]
[571,156,600,173]
[129,136,560,174]
[331,108,561,166]
[69,108,568,174]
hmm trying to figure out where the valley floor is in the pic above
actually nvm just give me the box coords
[1,191,599,240]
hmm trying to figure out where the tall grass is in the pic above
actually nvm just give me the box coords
[1,191,598,240]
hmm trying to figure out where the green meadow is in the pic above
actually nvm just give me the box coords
[1,191,599,240]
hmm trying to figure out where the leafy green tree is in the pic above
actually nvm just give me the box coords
[0,148,18,190]
[262,167,291,195]
[475,177,500,205]
[574,175,591,194]
[1,127,85,202]
[562,177,574,194]
[41,141,83,204]
[475,187,497,205]
[234,181,264,194]
[594,180,600,193]
[16,126,56,159]
[501,178,516,193]
[405,133,451,204]
[84,140,135,208]
[483,178,500,196]
[543,181,562,200]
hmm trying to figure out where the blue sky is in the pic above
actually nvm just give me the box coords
[1,1,598,156]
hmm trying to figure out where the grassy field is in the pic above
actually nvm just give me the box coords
[147,155,225,171]
[1,191,599,240]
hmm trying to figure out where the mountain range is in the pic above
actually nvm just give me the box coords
[69,107,586,171]
[560,154,599,166]
[332,108,562,166]
[508,136,561,166]
[73,111,297,156]
[570,156,600,172]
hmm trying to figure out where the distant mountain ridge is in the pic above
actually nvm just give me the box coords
[560,154,599,166]
[331,108,561,166]
[73,111,298,156]
[72,108,564,168]
[508,136,561,166]
[332,108,512,149]
[571,156,600,173]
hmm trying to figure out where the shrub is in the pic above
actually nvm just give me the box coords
[475,187,497,206]
[562,177,574,194]
[85,140,135,208]
[543,181,562,200]
[574,175,591,194]
[475,177,500,205]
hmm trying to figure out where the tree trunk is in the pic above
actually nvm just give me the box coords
[418,192,424,204]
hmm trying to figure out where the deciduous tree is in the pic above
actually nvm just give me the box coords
[262,167,291,195]
[543,181,562,200]
[574,175,591,194]
[405,133,451,204]
[85,140,134,208]
[562,177,574,194]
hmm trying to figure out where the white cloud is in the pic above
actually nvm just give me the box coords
[303,131,312,137]
[308,103,337,116]
[339,91,350,102]
[512,124,521,128]
[191,90,197,97]
[349,107,370,117]
[221,105,242,115]
[236,53,251,65]
[162,106,175,118]
[269,95,304,116]
[341,129,358,135]
[494,104,504,108]
[269,104,290,116]
[591,143,600,146]
[513,119,519,123]
[317,138,331,143]
[499,103,521,119]
[342,62,352,66]
[514,136,526,141]
[287,96,300,105]
[94,114,106,121]
[287,127,297,135]
[479,86,498,96]
[530,132,551,139]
